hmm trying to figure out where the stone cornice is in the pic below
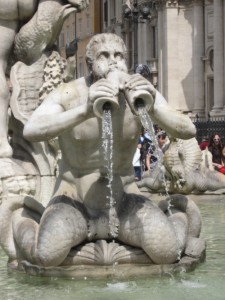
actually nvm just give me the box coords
[147,0,202,9]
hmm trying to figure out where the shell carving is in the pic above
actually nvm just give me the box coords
[63,240,152,266]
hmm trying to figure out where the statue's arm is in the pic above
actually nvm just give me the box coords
[23,84,88,142]
[149,92,196,140]
[124,74,195,139]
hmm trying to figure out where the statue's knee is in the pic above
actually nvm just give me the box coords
[36,239,70,267]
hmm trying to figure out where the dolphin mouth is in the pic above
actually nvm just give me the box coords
[67,0,89,12]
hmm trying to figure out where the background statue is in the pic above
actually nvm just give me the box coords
[0,33,205,272]
[137,137,225,194]
[0,0,89,157]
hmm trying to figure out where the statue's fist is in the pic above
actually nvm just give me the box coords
[124,74,156,115]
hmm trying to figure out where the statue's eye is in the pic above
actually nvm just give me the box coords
[115,52,123,60]
[98,51,109,59]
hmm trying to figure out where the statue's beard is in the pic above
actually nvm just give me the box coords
[93,65,128,81]
[108,64,128,74]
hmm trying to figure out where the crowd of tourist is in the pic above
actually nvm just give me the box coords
[132,126,168,181]
[199,133,225,175]
[133,128,225,181]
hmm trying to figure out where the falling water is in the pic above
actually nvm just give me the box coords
[138,105,181,260]
[102,106,118,238]
[138,106,170,197]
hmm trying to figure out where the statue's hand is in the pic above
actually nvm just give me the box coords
[125,74,156,95]
[88,78,118,113]
[61,4,77,19]
[124,74,156,114]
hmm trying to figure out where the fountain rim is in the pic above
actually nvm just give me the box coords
[9,253,206,279]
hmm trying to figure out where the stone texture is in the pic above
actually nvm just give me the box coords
[0,27,205,276]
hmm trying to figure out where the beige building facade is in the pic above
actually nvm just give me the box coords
[75,0,101,78]
[58,0,101,77]
[101,0,225,119]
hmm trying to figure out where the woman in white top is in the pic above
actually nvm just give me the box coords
[132,140,142,181]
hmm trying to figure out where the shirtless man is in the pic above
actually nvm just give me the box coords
[1,33,199,267]
[0,0,89,157]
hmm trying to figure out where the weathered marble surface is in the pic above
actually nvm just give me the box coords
[18,252,206,279]
[138,137,225,194]
[0,0,89,158]
[0,8,205,276]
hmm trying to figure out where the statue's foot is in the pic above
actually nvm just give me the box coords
[0,141,13,158]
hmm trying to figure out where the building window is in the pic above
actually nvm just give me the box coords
[207,77,214,112]
[128,30,133,70]
[152,26,156,59]
[78,18,82,38]
[72,22,76,39]
[209,49,214,71]
[66,30,70,46]
[110,1,116,25]
[79,62,83,78]
[104,0,108,28]
[86,14,90,35]
[59,31,64,48]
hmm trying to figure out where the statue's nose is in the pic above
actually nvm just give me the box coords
[109,54,116,65]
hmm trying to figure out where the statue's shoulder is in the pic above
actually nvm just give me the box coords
[60,77,88,97]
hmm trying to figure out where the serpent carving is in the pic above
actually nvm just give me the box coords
[138,137,225,194]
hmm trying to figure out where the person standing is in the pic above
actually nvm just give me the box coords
[208,133,223,164]
[199,136,209,151]
[132,139,142,181]
[212,145,225,174]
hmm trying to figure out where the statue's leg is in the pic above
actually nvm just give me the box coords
[158,194,204,259]
[159,194,202,237]
[118,194,188,264]
[11,196,88,267]
[0,21,18,157]
[12,207,41,264]
[35,196,88,267]
[0,196,25,263]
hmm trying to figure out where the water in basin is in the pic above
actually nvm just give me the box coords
[0,196,225,300]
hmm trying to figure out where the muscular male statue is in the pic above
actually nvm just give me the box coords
[0,33,201,268]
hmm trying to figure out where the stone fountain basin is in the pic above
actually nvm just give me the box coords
[13,243,205,279]
[19,255,205,279]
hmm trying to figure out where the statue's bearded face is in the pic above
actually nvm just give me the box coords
[67,0,90,11]
[91,42,128,79]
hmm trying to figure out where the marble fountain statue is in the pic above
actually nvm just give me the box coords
[137,137,225,195]
[0,0,206,279]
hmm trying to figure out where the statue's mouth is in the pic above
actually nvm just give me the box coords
[108,66,118,73]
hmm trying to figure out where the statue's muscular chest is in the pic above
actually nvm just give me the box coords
[62,79,140,142]
[71,110,139,142]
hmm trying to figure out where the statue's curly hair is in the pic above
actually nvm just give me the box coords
[85,33,127,72]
